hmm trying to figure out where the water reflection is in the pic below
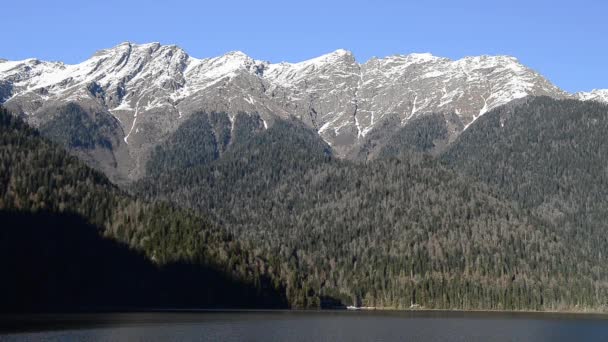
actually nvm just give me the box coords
[2,311,607,342]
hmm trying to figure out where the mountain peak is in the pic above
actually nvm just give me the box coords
[316,48,355,61]
[372,52,446,67]
[457,54,521,65]
[330,48,353,56]
[222,50,251,59]
[215,51,260,67]
[273,49,356,70]
[576,89,608,103]
[404,52,439,62]
[114,41,161,48]
[1,43,604,170]
[93,41,166,57]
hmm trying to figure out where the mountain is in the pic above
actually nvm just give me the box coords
[3,47,608,311]
[576,89,608,103]
[0,106,288,311]
[132,112,608,311]
[1,42,600,181]
[12,101,597,311]
[443,96,608,254]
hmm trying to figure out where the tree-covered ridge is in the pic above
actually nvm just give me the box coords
[138,117,333,223]
[145,112,266,176]
[442,98,608,246]
[39,103,119,150]
[0,106,287,311]
[0,105,114,218]
[135,113,608,311]
[443,97,608,212]
[443,97,608,270]
[352,112,461,161]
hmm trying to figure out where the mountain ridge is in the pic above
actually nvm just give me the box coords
[1,42,605,181]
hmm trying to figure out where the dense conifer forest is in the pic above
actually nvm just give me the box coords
[443,97,608,244]
[134,100,608,311]
[0,107,286,312]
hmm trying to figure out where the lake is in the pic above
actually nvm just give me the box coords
[1,310,607,341]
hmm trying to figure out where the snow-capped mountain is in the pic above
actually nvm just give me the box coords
[263,51,572,149]
[576,89,608,103]
[0,42,603,180]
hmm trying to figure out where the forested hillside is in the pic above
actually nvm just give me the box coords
[145,112,266,176]
[352,112,461,161]
[443,96,608,292]
[5,96,608,313]
[134,112,608,311]
[0,106,287,312]
[444,97,608,228]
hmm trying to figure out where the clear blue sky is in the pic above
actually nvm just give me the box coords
[1,0,605,92]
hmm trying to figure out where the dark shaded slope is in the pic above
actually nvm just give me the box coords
[36,102,130,183]
[0,106,287,312]
[0,211,284,312]
[39,103,118,150]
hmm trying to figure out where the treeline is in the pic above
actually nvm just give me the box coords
[134,108,608,311]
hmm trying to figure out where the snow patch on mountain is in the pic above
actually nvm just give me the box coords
[576,89,608,103]
[0,42,603,159]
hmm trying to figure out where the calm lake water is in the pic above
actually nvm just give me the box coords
[1,310,608,341]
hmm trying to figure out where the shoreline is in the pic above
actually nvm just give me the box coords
[341,306,608,315]
[3,306,608,317]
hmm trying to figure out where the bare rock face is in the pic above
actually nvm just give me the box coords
[263,52,571,155]
[0,42,600,180]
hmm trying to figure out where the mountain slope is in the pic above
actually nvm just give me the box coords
[1,42,594,180]
[443,97,608,221]
[351,112,463,161]
[0,106,288,311]
[134,115,608,311]
[442,97,608,280]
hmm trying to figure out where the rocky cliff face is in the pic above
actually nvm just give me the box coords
[263,51,571,154]
[0,42,602,180]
